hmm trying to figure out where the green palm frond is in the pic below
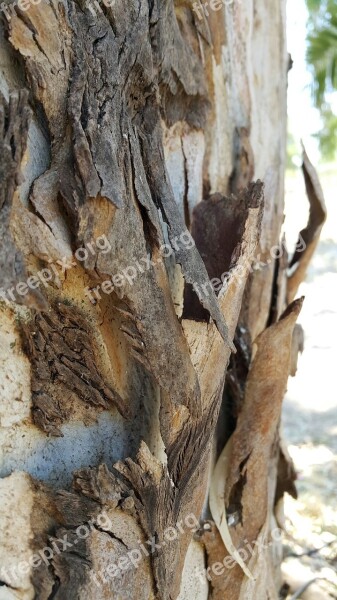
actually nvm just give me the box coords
[313,106,337,161]
[306,22,337,106]
[305,0,337,160]
[305,0,337,106]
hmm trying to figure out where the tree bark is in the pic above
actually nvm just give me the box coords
[0,1,318,599]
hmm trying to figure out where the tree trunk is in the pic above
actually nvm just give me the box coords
[0,1,321,599]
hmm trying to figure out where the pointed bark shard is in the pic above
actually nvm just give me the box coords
[288,145,327,302]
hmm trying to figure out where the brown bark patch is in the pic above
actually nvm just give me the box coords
[21,301,130,436]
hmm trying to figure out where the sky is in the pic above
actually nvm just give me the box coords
[287,0,322,163]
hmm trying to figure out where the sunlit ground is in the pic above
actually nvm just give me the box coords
[281,167,337,599]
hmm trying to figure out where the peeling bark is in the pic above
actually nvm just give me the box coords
[21,301,130,436]
[0,1,322,599]
[0,91,47,309]
[205,299,303,599]
[288,145,327,302]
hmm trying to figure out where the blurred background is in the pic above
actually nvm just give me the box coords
[281,1,337,598]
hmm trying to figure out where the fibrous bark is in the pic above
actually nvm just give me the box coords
[0,1,321,599]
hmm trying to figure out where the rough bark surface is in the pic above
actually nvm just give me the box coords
[0,1,321,599]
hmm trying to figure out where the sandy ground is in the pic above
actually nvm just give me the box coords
[280,167,337,599]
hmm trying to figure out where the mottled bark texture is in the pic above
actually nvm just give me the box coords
[0,1,322,599]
